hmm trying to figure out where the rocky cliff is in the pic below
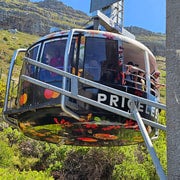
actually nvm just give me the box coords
[0,0,89,35]
[0,0,166,57]
[126,26,166,57]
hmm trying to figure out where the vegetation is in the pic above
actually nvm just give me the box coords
[0,30,167,179]
[0,30,39,80]
[1,0,89,36]
[0,121,166,179]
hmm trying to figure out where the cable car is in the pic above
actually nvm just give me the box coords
[3,28,161,146]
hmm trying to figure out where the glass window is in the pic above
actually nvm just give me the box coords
[23,44,40,77]
[41,39,66,65]
[84,37,119,82]
[18,45,40,107]
[38,38,76,83]
[27,44,40,60]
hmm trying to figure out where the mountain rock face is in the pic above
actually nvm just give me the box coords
[0,0,89,35]
[126,26,166,57]
[0,0,166,57]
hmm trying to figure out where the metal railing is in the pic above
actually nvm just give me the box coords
[18,57,166,130]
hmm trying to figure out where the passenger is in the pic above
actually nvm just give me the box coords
[84,59,101,81]
[46,48,64,75]
[89,60,101,81]
[100,61,114,83]
[132,72,138,88]
[101,60,124,85]
[150,71,165,98]
[151,71,165,90]
[40,47,64,83]
[46,49,63,67]
[125,61,134,86]
[115,60,125,85]
[137,70,145,90]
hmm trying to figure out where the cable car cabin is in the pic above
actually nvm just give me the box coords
[3,29,161,146]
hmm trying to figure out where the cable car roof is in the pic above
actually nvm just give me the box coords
[38,29,154,56]
[36,29,157,72]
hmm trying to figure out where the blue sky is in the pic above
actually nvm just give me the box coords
[31,0,166,33]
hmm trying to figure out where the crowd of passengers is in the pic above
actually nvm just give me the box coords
[124,61,165,94]
[100,60,165,95]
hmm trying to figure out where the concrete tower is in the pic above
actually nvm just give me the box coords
[166,0,180,179]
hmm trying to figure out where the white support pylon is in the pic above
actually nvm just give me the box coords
[130,100,166,180]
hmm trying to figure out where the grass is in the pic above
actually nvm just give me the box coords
[0,30,39,80]
[137,34,166,42]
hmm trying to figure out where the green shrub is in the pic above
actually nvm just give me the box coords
[0,140,14,168]
[0,168,53,180]
[0,81,6,111]
[112,145,158,179]
[2,127,24,146]
[3,37,8,41]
